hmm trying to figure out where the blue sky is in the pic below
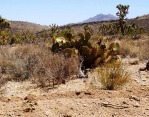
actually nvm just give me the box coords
[0,0,149,26]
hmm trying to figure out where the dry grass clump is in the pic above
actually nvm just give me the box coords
[97,62,130,90]
[0,44,79,88]
[137,39,149,60]
[120,39,139,58]
[120,39,149,60]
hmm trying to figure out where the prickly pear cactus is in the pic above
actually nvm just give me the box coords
[51,25,120,69]
[63,48,74,57]
[85,31,91,41]
[52,42,59,52]
[81,46,92,56]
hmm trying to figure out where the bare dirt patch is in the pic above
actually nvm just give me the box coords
[0,59,149,117]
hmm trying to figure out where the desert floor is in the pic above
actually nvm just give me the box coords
[0,58,149,117]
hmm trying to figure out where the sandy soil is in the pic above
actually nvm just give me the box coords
[0,59,149,117]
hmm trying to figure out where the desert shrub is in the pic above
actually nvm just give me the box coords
[120,39,138,58]
[0,44,80,88]
[137,39,149,60]
[120,39,149,60]
[0,29,12,45]
[97,62,130,90]
[0,16,10,31]
[33,52,79,88]
[12,30,36,44]
[2,45,41,81]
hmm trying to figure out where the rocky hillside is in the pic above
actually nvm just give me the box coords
[10,21,49,33]
[127,14,149,31]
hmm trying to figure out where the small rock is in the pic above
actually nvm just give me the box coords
[123,101,129,105]
[129,60,139,65]
[84,92,91,95]
[77,102,80,105]
[70,107,73,110]
[126,89,132,92]
[23,107,31,112]
[75,91,81,96]
[83,104,87,107]
[61,79,66,84]
[83,80,87,83]
[63,114,72,117]
[24,94,35,101]
[133,102,140,107]
[142,78,146,81]
[8,114,12,117]
[141,87,145,90]
[129,95,140,101]
[101,101,109,107]
[17,114,21,116]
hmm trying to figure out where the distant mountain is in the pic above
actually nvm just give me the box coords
[10,21,49,33]
[82,14,118,23]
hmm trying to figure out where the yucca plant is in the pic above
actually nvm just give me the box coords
[116,4,129,35]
